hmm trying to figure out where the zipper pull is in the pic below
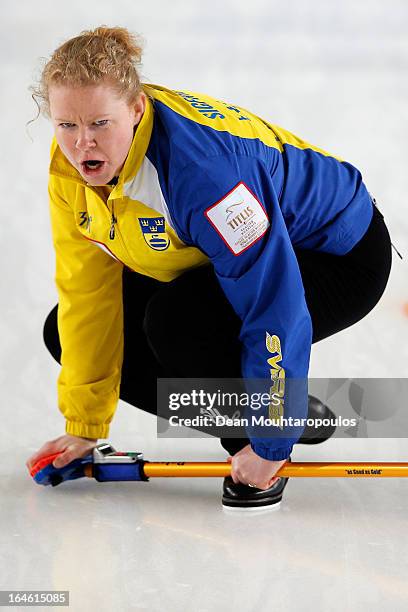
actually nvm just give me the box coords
[109,202,117,240]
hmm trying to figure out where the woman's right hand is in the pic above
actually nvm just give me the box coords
[26,434,99,471]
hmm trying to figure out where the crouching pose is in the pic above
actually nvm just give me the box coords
[26,26,392,510]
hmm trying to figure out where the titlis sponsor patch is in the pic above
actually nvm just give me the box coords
[205,182,270,255]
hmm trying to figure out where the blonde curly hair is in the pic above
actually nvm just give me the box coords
[31,26,145,117]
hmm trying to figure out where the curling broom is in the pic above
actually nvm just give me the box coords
[28,443,408,487]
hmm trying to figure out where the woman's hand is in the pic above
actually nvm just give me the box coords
[26,434,98,471]
[227,444,288,489]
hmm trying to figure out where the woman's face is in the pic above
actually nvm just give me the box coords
[49,82,145,186]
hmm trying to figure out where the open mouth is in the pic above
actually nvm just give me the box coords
[81,160,106,174]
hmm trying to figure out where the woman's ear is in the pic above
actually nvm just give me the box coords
[133,91,146,126]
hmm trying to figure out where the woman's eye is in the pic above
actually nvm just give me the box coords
[57,121,108,128]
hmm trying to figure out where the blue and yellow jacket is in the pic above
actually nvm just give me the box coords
[48,83,374,460]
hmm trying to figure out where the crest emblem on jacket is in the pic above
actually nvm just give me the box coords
[138,217,170,251]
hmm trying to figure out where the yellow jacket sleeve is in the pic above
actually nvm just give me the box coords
[48,176,124,439]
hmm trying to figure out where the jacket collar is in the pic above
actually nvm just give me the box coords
[49,95,154,199]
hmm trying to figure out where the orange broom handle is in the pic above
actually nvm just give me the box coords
[142,461,408,478]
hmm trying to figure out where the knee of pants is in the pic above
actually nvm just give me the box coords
[43,304,62,364]
[142,282,243,378]
[142,291,181,360]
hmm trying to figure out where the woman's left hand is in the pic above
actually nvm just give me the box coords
[227,444,288,489]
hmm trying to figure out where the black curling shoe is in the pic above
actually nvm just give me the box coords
[222,457,291,512]
[297,395,337,445]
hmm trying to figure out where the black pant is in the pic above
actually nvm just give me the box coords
[43,205,392,455]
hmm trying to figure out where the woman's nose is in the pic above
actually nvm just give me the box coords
[75,129,96,150]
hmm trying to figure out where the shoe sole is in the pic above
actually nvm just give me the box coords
[222,500,282,513]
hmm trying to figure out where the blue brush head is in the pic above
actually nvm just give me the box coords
[33,454,93,486]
